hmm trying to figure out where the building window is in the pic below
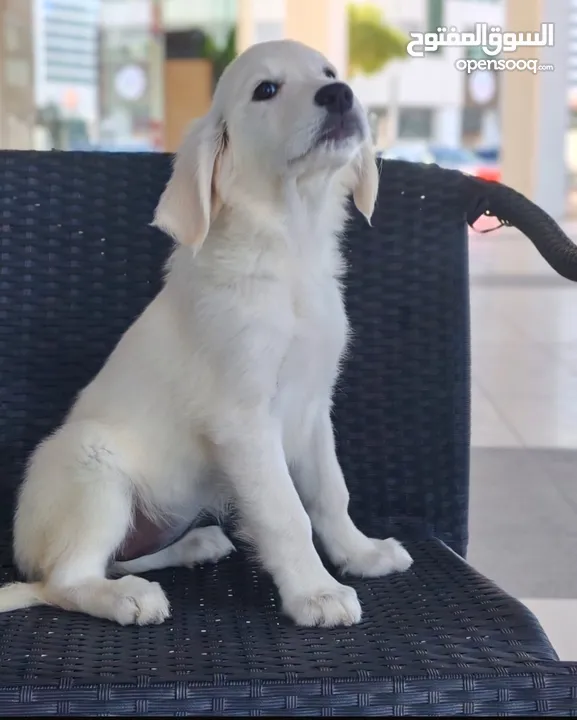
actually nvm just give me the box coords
[398,108,433,140]
[462,107,483,137]
[427,0,443,55]
[427,0,443,28]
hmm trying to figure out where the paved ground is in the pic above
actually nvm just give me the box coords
[467,224,577,660]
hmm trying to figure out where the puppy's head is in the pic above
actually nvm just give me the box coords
[153,39,379,251]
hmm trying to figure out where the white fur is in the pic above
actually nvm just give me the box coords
[0,40,411,627]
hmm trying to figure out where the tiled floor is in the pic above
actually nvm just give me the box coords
[467,226,577,660]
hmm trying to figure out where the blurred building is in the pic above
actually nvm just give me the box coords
[349,0,503,150]
[0,0,570,219]
[0,0,506,153]
[98,0,343,151]
[239,0,503,150]
[567,0,577,187]
[238,0,348,76]
[33,0,101,148]
[98,0,161,150]
[160,0,237,151]
[98,0,236,151]
[569,0,577,104]
[0,0,35,149]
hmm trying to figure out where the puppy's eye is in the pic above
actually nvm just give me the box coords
[252,81,280,101]
[323,67,336,78]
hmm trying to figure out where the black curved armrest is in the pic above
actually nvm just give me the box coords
[378,158,577,282]
[464,170,577,281]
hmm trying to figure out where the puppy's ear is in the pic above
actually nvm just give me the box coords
[152,111,227,251]
[352,142,379,225]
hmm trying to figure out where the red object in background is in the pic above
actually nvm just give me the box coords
[150,120,164,150]
[475,166,501,183]
[468,169,503,235]
[469,213,503,234]
[151,0,162,36]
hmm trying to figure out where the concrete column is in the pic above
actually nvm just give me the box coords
[284,0,348,77]
[0,0,35,150]
[501,0,569,219]
[237,0,256,53]
[434,106,461,147]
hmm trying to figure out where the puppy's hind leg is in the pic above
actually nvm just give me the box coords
[112,525,235,576]
[12,423,170,626]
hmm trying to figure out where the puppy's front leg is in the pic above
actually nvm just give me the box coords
[292,408,413,577]
[216,413,361,627]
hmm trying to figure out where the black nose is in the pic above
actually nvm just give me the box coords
[314,82,353,114]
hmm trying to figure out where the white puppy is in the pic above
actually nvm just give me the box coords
[0,39,412,628]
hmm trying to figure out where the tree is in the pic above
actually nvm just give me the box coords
[348,2,409,78]
[203,27,236,86]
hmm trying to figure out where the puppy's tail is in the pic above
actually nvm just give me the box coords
[0,581,47,613]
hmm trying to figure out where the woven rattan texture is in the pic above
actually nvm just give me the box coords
[0,152,470,557]
[1,540,576,716]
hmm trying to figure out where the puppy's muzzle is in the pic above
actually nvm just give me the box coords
[314,82,363,145]
[314,82,353,115]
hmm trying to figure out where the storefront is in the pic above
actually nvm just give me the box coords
[99,0,237,151]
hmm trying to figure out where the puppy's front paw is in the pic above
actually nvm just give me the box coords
[283,583,362,627]
[341,537,413,578]
[111,576,171,626]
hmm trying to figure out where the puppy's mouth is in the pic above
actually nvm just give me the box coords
[314,113,362,147]
[289,113,364,166]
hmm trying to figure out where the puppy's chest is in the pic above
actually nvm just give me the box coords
[281,273,349,383]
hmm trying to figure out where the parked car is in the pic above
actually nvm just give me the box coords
[429,145,501,182]
[474,146,500,163]
[89,142,158,153]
